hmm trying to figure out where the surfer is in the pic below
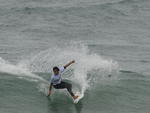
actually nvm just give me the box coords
[47,60,79,100]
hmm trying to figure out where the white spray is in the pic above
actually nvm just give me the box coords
[27,43,119,95]
[0,43,119,96]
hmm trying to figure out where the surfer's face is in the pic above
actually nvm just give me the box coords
[53,69,59,75]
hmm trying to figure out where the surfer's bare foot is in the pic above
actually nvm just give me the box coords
[73,96,79,100]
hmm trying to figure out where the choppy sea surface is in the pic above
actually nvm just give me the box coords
[0,0,150,113]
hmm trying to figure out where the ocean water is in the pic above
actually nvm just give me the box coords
[0,0,150,113]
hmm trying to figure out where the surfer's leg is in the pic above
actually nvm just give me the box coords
[65,82,75,97]
[65,83,79,99]
[54,81,78,99]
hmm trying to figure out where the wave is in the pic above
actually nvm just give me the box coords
[0,43,119,96]
[120,70,136,73]
[117,0,141,4]
[24,43,119,95]
[3,0,135,18]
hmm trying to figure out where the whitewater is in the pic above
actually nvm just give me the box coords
[0,44,119,96]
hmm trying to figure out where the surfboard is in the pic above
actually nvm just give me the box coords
[73,92,84,104]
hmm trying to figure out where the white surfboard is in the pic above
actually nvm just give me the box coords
[73,92,84,104]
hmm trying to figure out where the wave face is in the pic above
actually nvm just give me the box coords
[26,43,119,94]
[0,44,119,113]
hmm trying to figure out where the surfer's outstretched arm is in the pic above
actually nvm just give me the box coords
[64,60,75,69]
[48,83,53,96]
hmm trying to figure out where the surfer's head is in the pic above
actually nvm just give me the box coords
[53,66,59,75]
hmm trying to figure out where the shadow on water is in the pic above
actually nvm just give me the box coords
[47,96,83,113]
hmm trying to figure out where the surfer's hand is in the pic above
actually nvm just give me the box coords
[71,60,75,63]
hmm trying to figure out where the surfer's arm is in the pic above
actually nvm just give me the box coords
[64,60,75,69]
[48,83,53,96]
[49,83,53,91]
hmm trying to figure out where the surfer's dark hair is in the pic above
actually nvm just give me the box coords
[53,66,59,71]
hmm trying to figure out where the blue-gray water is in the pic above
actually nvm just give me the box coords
[0,0,150,113]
